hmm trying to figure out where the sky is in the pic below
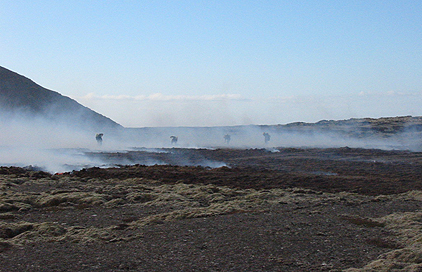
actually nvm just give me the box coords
[1,0,422,127]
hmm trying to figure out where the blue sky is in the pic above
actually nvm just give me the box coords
[1,1,422,127]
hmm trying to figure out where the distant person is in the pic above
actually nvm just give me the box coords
[96,133,103,146]
[263,132,271,144]
[170,136,178,145]
[224,134,231,144]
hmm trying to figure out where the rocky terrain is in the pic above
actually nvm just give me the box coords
[1,147,422,271]
[280,116,422,137]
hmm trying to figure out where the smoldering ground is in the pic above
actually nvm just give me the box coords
[1,113,422,173]
[122,122,420,150]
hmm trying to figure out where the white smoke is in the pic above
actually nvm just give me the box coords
[1,107,421,174]
[0,110,127,173]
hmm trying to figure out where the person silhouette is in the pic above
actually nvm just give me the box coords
[224,134,231,144]
[263,132,271,144]
[96,133,103,146]
[170,136,178,145]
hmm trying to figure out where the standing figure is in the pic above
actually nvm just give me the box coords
[263,132,271,144]
[224,134,231,144]
[170,136,178,145]
[96,133,103,146]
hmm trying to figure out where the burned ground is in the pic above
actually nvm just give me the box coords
[80,147,422,195]
[1,147,422,271]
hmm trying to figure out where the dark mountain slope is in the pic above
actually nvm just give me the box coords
[0,66,122,131]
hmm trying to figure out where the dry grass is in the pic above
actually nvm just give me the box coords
[345,209,422,271]
[3,173,422,270]
[1,174,369,246]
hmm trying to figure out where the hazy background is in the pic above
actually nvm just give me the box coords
[1,1,422,127]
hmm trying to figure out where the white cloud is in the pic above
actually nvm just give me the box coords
[356,90,420,97]
[79,93,247,102]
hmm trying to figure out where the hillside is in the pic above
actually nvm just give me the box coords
[276,116,422,137]
[0,66,122,131]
